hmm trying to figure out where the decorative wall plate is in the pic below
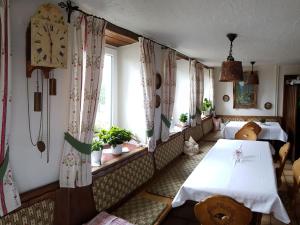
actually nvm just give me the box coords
[156,73,162,89]
[264,102,272,110]
[156,95,161,108]
[223,95,230,102]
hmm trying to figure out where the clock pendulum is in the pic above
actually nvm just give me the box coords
[27,70,46,156]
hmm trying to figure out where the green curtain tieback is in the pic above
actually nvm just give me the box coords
[146,128,154,138]
[64,132,92,155]
[0,149,9,181]
[161,114,171,128]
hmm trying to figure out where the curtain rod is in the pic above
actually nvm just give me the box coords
[58,0,212,69]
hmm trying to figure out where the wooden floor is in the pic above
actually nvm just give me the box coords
[152,160,300,225]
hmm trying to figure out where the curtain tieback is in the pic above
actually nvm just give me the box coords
[0,149,9,181]
[161,114,171,128]
[196,107,202,115]
[190,114,196,119]
[146,128,154,138]
[64,132,92,155]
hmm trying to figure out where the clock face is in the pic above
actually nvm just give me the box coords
[31,17,68,68]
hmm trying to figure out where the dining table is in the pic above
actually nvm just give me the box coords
[222,121,288,142]
[172,139,290,224]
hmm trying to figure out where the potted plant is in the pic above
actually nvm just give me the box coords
[202,98,213,116]
[91,139,103,166]
[179,113,188,127]
[98,126,132,155]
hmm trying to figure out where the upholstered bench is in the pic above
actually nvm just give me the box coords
[0,192,55,225]
[147,141,215,198]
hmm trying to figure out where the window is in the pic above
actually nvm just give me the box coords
[94,48,117,130]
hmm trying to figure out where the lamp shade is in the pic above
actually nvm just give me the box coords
[220,61,243,82]
[246,71,259,84]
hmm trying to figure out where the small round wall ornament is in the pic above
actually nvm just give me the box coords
[223,95,230,102]
[156,73,162,89]
[264,102,272,110]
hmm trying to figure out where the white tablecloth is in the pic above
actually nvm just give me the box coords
[222,121,288,142]
[172,139,290,224]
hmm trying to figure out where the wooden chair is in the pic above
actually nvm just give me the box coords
[194,195,252,225]
[235,128,257,141]
[242,122,262,135]
[292,158,300,207]
[276,142,290,187]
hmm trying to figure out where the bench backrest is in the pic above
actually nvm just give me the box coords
[92,150,154,212]
[154,133,184,170]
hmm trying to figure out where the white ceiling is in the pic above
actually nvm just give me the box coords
[76,0,300,66]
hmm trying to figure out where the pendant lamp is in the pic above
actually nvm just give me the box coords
[245,61,259,85]
[220,33,243,82]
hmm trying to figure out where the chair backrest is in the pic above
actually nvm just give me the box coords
[235,128,257,141]
[278,142,291,168]
[242,122,262,135]
[194,195,252,225]
[293,158,300,186]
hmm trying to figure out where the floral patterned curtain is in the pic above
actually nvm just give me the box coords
[0,0,21,216]
[161,48,176,142]
[139,37,156,152]
[196,63,204,124]
[189,60,197,127]
[60,12,106,188]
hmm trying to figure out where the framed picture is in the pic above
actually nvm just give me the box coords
[233,71,257,108]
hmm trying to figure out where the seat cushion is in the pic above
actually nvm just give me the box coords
[147,141,215,198]
[113,196,168,225]
[201,131,223,142]
[85,211,134,225]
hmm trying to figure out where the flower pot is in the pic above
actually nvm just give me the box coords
[111,144,122,155]
[91,150,102,166]
[180,121,187,127]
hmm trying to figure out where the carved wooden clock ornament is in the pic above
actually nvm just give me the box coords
[26,4,68,161]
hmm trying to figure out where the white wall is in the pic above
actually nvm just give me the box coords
[10,0,69,193]
[214,64,278,116]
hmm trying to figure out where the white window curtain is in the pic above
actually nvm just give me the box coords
[189,60,197,127]
[209,68,215,107]
[0,0,21,216]
[161,48,176,142]
[139,37,156,152]
[60,12,106,188]
[196,63,204,124]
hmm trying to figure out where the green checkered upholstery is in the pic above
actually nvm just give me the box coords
[113,196,167,225]
[92,153,155,212]
[0,199,55,225]
[202,118,213,135]
[147,141,215,198]
[184,125,203,142]
[154,133,184,171]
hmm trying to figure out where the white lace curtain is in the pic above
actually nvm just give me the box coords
[139,37,157,152]
[208,68,215,108]
[161,48,176,142]
[189,60,204,127]
[0,0,21,216]
[60,12,106,188]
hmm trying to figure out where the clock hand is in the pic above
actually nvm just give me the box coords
[46,25,53,64]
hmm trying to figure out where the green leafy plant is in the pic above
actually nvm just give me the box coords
[97,126,132,147]
[202,98,213,112]
[91,139,103,152]
[179,113,188,123]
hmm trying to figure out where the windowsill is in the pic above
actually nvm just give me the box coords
[91,143,147,174]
